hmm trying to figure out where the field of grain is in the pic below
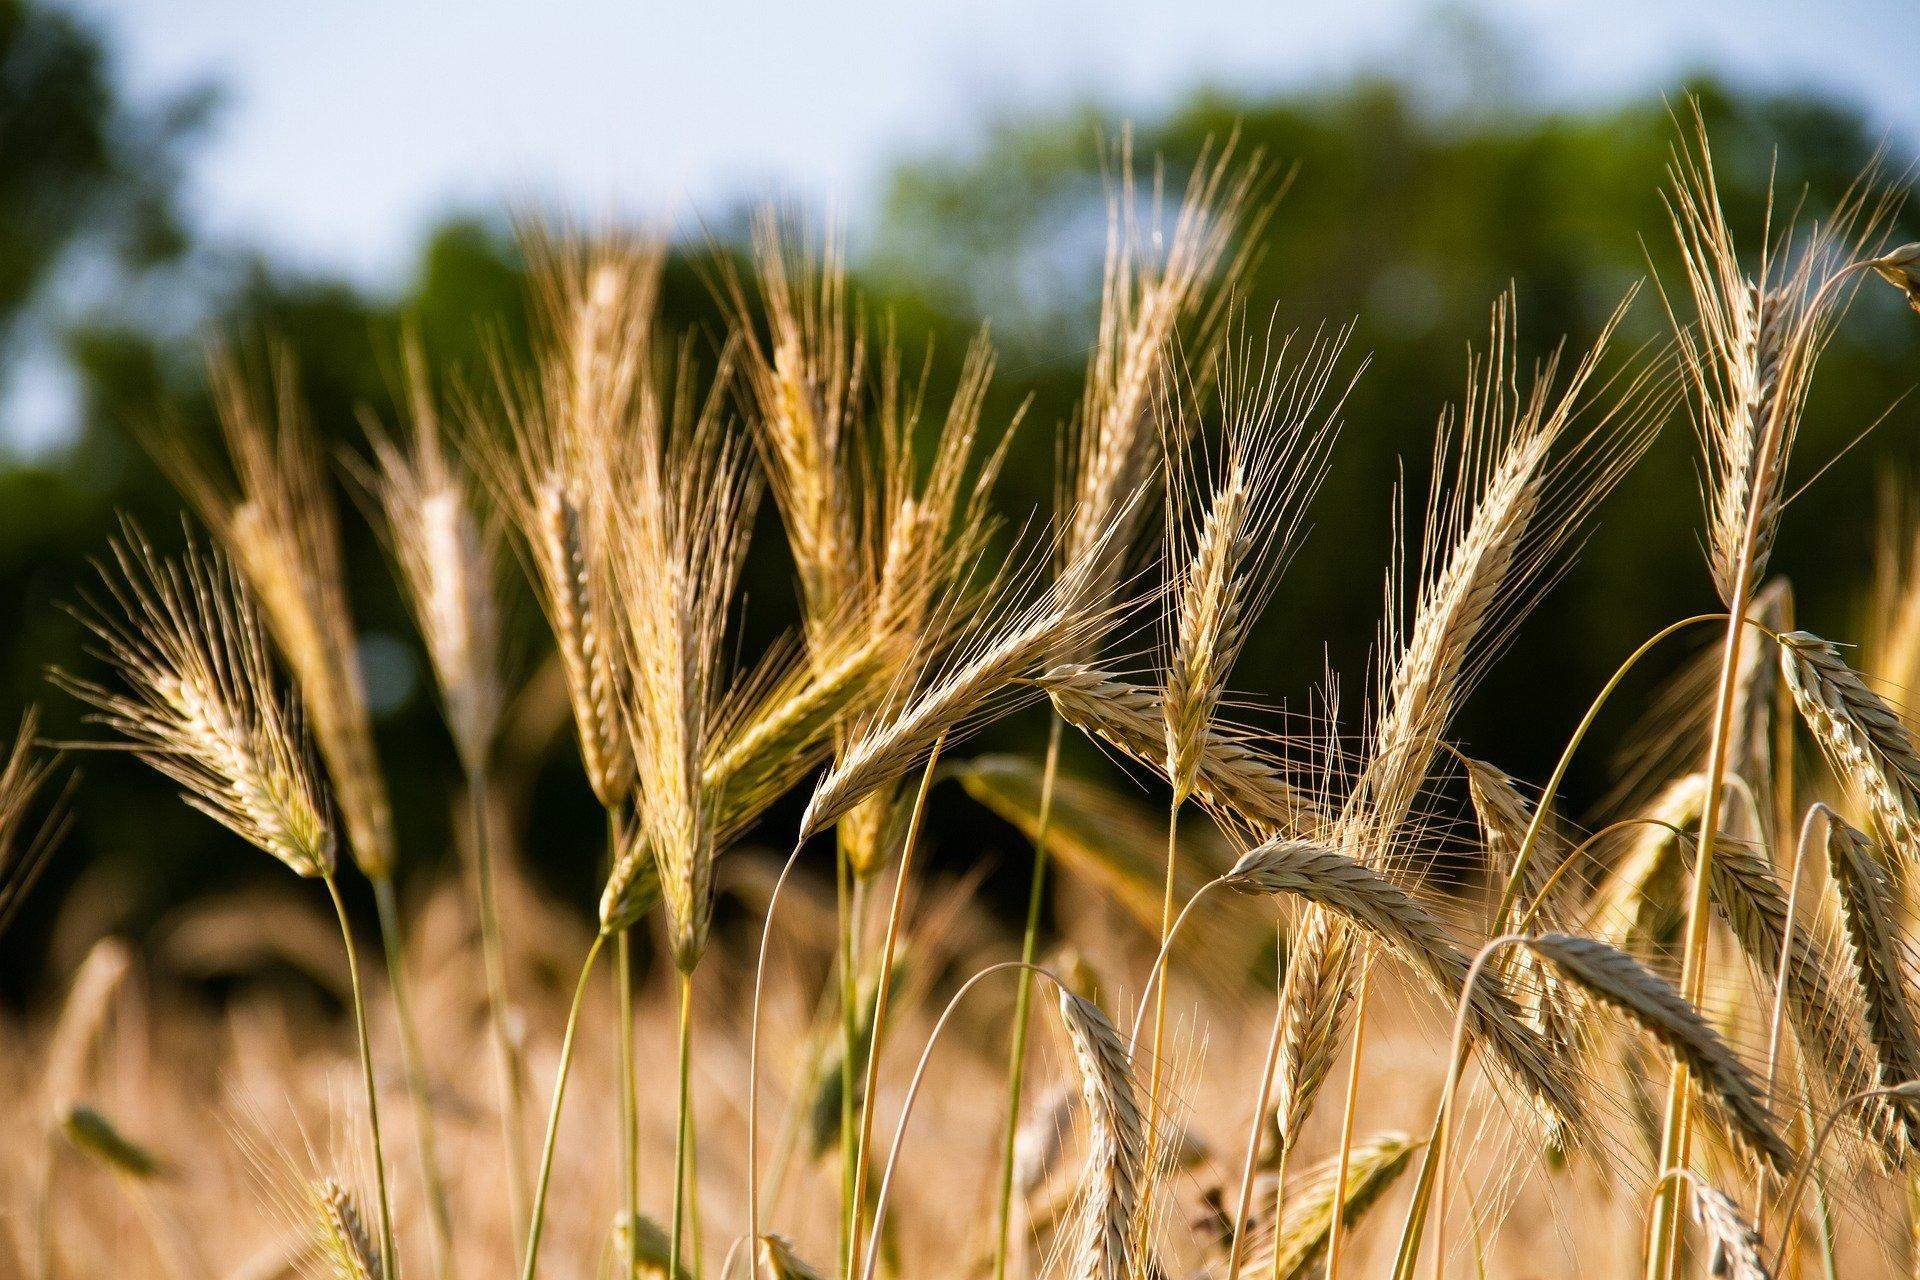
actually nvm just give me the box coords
[8,111,1920,1280]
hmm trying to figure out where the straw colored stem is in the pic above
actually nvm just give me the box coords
[860,960,1045,1280]
[1225,937,1295,1280]
[837,833,859,1279]
[609,805,639,1279]
[1495,614,1730,928]
[324,873,399,1280]
[1145,798,1181,1181]
[1322,961,1371,1280]
[1649,602,1765,1279]
[992,715,1064,1280]
[519,931,606,1280]
[371,872,455,1280]
[670,969,695,1280]
[849,735,946,1274]
[470,772,530,1244]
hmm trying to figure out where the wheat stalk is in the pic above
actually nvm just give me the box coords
[599,353,759,966]
[1683,1179,1771,1280]
[1240,1131,1416,1280]
[469,234,660,809]
[152,350,392,878]
[1043,662,1306,832]
[1277,293,1657,1159]
[1161,324,1348,802]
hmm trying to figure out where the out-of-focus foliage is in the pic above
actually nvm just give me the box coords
[2,0,1917,993]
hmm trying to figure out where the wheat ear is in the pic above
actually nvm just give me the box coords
[308,1178,382,1280]
[1058,990,1147,1280]
[1780,629,1920,864]
[1823,816,1920,1150]
[1526,932,1793,1172]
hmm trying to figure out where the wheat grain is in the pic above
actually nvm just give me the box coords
[1224,837,1583,1138]
[1241,1130,1415,1280]
[355,338,503,776]
[1042,662,1305,833]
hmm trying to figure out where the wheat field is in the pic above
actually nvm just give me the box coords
[8,111,1920,1280]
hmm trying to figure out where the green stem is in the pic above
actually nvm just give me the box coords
[520,931,607,1280]
[990,716,1064,1280]
[670,970,695,1280]
[469,773,530,1245]
[325,873,400,1280]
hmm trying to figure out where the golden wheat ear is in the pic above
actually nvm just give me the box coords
[350,334,504,779]
[1160,319,1352,805]
[599,345,761,969]
[1663,108,1898,608]
[464,229,660,811]
[57,524,335,879]
[0,708,68,940]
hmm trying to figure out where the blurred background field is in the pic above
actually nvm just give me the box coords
[2,0,1918,996]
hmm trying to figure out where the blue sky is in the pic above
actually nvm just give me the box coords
[73,0,1919,288]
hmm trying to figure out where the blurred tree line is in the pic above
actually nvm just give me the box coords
[2,0,1916,995]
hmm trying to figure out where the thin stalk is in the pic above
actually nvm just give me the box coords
[1494,613,1732,929]
[470,772,531,1244]
[324,873,400,1280]
[837,833,859,1279]
[1224,931,1296,1280]
[519,931,607,1280]
[1145,798,1182,1179]
[1393,935,1525,1280]
[748,838,811,1257]
[1322,960,1372,1280]
[1264,1145,1291,1280]
[1755,807,1824,1224]
[371,872,455,1280]
[612,811,639,1280]
[860,961,1045,1280]
[1773,1085,1918,1271]
[688,1099,707,1280]
[1390,614,1752,1279]
[670,970,696,1280]
[991,715,1065,1280]
[1649,260,1875,1279]
[1648,599,1767,1279]
[848,735,947,1274]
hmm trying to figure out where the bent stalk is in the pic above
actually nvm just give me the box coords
[991,715,1064,1280]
